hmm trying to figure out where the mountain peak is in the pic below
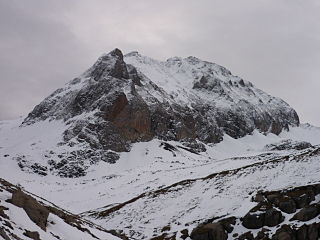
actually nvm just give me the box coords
[86,48,129,80]
[108,48,124,60]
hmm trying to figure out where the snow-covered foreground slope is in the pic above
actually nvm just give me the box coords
[85,147,320,239]
[1,116,320,239]
[0,117,319,214]
[0,178,121,240]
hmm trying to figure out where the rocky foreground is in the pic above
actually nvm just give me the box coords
[0,178,122,240]
[190,183,320,240]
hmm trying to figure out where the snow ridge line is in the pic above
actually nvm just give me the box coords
[85,146,320,219]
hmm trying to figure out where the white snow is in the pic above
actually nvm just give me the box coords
[0,50,319,239]
[1,115,320,239]
[124,52,294,117]
[0,183,120,240]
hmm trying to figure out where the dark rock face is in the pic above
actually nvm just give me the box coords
[242,212,265,229]
[0,227,10,240]
[266,186,316,213]
[265,140,312,151]
[278,197,297,214]
[242,202,283,229]
[190,223,228,240]
[289,189,315,209]
[307,223,318,240]
[179,140,207,153]
[0,206,9,219]
[291,204,320,221]
[180,229,189,240]
[264,208,283,227]
[272,225,296,240]
[21,48,300,177]
[237,231,254,240]
[255,229,271,240]
[219,217,236,234]
[108,94,153,142]
[23,230,41,240]
[88,48,129,80]
[296,225,308,240]
[7,190,49,231]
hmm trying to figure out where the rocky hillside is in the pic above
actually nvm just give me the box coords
[190,183,320,240]
[83,146,320,239]
[0,178,123,240]
[17,48,300,177]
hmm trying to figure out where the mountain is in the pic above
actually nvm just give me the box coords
[0,48,319,240]
[19,48,298,177]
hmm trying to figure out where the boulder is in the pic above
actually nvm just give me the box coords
[313,184,320,195]
[242,212,264,229]
[8,190,49,230]
[291,204,319,222]
[288,189,315,209]
[307,223,318,240]
[266,193,281,203]
[264,208,283,227]
[190,223,228,240]
[278,197,296,214]
[180,229,189,240]
[254,193,265,203]
[296,225,307,240]
[255,229,271,240]
[265,193,297,214]
[23,230,41,240]
[219,217,236,233]
[237,231,254,240]
[272,225,296,240]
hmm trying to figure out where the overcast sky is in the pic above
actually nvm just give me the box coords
[0,0,319,125]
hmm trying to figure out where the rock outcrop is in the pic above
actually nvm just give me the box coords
[265,140,312,151]
[190,223,228,240]
[7,190,49,230]
[190,183,320,240]
[0,178,124,240]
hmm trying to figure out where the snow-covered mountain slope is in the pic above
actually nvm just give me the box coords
[3,48,299,178]
[1,115,320,239]
[0,178,122,240]
[0,48,319,240]
[0,116,319,213]
[124,51,293,116]
[84,147,320,239]
[124,51,299,135]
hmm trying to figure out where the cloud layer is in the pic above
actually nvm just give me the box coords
[0,0,319,125]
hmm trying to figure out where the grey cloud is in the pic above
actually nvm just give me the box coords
[0,0,319,125]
